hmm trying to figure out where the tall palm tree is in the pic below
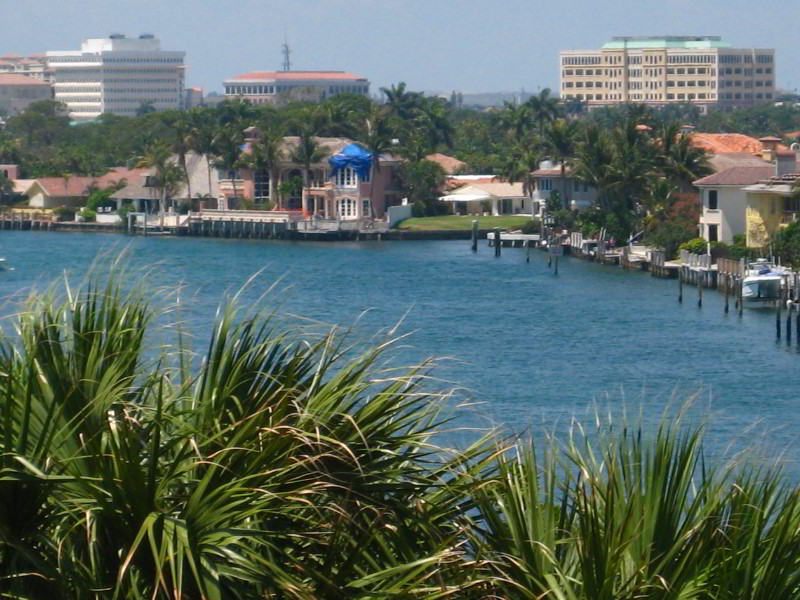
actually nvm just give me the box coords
[379,82,422,120]
[543,118,579,205]
[137,140,183,223]
[608,120,657,213]
[290,128,329,216]
[169,115,193,207]
[212,128,245,208]
[526,88,561,138]
[664,133,712,192]
[416,96,454,150]
[188,108,217,197]
[498,101,533,143]
[355,105,395,217]
[572,124,616,210]
[244,127,285,209]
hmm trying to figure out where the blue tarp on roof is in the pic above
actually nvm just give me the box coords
[329,144,372,179]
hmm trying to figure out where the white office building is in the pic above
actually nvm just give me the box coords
[47,34,185,120]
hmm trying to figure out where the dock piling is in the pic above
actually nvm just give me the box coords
[698,275,702,308]
[724,275,729,313]
[777,302,782,340]
[471,220,478,252]
[526,240,530,263]
[678,268,683,303]
[493,228,501,257]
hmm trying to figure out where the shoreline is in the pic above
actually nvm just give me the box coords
[2,221,495,241]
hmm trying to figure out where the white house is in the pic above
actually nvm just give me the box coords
[440,181,531,216]
[531,161,598,214]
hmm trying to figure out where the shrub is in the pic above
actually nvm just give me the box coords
[79,208,96,221]
[52,206,76,221]
[679,237,708,255]
[519,219,542,234]
[411,200,426,217]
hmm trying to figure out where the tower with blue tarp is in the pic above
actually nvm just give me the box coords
[328,144,372,180]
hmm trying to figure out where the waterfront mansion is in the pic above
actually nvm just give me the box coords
[217,127,404,220]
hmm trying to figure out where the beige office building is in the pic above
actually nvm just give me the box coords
[560,36,775,111]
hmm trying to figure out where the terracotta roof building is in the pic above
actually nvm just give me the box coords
[25,168,146,209]
[223,71,369,106]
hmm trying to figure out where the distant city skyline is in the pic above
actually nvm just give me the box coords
[6,0,800,96]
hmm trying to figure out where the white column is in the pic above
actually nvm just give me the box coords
[492,198,499,216]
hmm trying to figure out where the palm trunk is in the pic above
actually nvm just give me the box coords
[231,177,238,211]
[269,168,278,210]
[302,169,310,216]
[207,159,213,198]
[561,163,569,207]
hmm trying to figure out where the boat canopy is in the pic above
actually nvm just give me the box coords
[329,144,372,179]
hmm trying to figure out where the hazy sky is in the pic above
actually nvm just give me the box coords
[7,0,800,95]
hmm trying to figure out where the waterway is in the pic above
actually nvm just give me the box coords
[2,232,799,476]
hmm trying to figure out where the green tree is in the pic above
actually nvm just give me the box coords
[354,105,395,216]
[526,87,561,138]
[138,140,184,220]
[244,126,285,209]
[212,128,245,207]
[290,128,329,215]
[398,159,446,215]
[380,81,422,120]
[135,101,156,116]
[543,118,579,205]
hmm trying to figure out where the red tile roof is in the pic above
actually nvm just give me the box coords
[228,71,366,81]
[690,133,786,155]
[693,166,777,186]
[0,73,49,86]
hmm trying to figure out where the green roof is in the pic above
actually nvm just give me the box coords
[602,36,731,50]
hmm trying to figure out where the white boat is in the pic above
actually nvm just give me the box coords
[741,259,787,307]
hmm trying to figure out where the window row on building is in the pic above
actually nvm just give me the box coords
[105,88,181,94]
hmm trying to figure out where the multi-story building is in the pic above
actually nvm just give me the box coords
[223,71,369,105]
[47,34,185,120]
[0,54,50,81]
[560,36,775,111]
[0,74,52,115]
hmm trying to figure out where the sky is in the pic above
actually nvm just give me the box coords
[6,0,800,96]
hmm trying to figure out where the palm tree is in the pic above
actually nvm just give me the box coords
[244,127,285,209]
[379,81,422,120]
[572,124,616,210]
[416,96,455,150]
[290,128,329,216]
[188,108,217,197]
[137,140,183,223]
[608,120,658,212]
[664,133,712,192]
[354,105,395,217]
[543,118,578,205]
[498,101,533,143]
[169,114,193,207]
[526,88,561,138]
[212,128,245,208]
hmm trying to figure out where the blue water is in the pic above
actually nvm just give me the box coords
[1,232,799,476]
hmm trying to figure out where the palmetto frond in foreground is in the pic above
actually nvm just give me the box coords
[2,275,800,599]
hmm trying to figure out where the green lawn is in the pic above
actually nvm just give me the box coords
[396,215,533,231]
